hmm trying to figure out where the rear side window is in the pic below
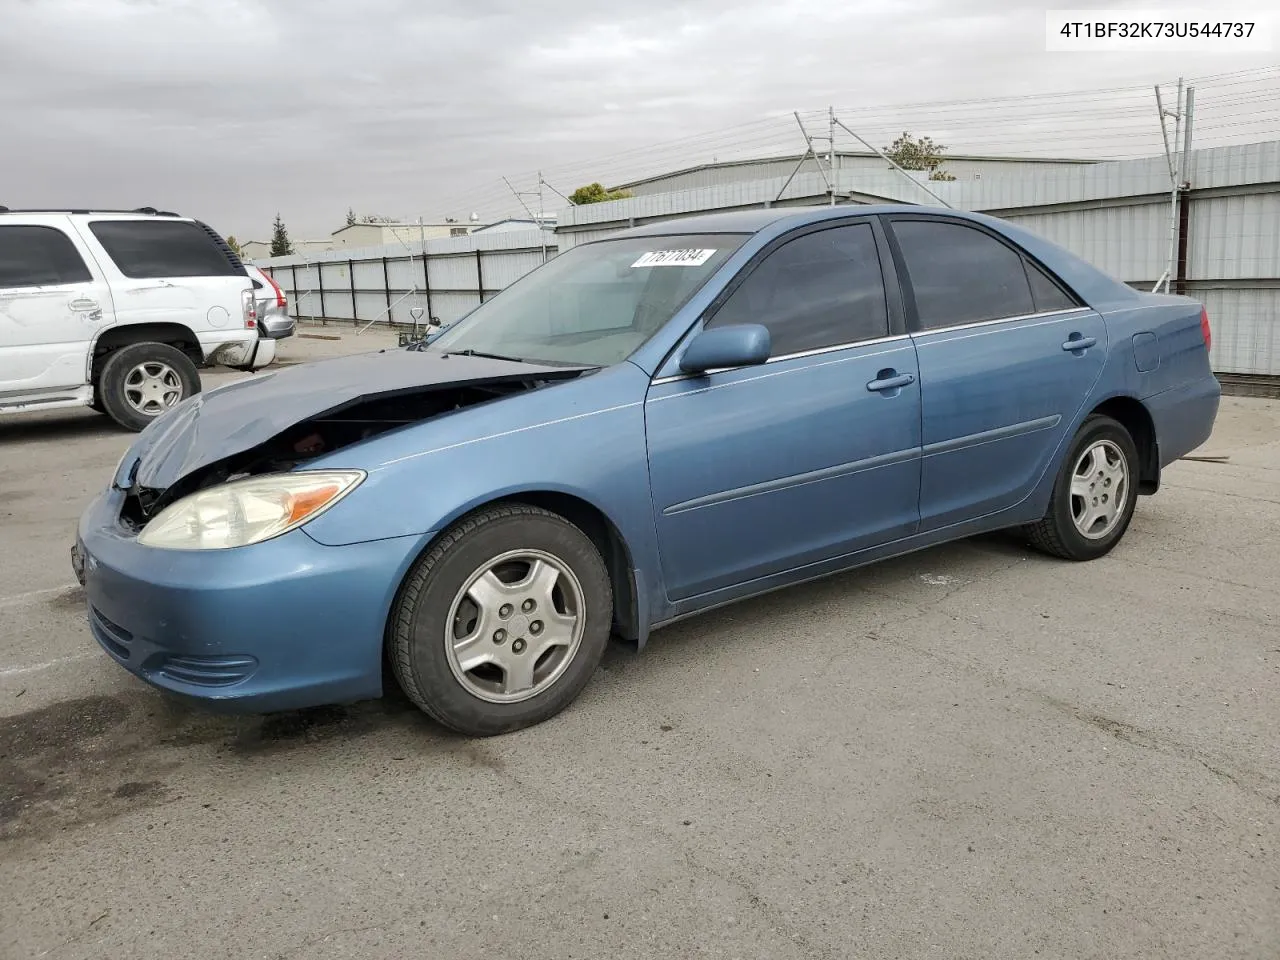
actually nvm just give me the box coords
[707,223,889,355]
[892,219,1035,330]
[89,219,242,279]
[1026,260,1078,312]
[0,225,93,287]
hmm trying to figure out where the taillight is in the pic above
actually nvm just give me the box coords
[241,288,257,329]
[263,269,287,309]
[1199,306,1211,352]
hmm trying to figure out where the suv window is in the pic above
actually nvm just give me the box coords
[707,223,888,355]
[892,219,1035,330]
[0,225,93,288]
[89,219,241,279]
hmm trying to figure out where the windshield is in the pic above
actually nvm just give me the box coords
[429,233,746,366]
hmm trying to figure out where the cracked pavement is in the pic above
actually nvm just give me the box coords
[1,338,1277,959]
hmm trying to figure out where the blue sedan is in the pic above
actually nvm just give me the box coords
[74,205,1220,736]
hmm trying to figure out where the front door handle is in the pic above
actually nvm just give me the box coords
[1062,335,1097,352]
[866,372,915,393]
[68,298,100,312]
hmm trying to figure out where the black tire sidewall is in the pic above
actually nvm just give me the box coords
[98,342,201,432]
[400,510,612,736]
[1049,415,1140,560]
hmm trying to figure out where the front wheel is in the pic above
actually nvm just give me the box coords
[1024,414,1140,561]
[388,503,613,736]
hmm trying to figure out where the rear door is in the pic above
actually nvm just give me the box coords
[0,217,114,396]
[70,217,252,352]
[885,215,1107,531]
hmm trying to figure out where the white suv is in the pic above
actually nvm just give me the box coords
[0,207,276,431]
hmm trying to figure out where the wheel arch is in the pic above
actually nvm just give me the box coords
[89,322,204,383]
[1087,395,1159,494]
[387,488,643,652]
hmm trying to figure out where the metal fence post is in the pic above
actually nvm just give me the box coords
[317,263,326,320]
[475,249,484,304]
[348,259,357,321]
[382,257,392,321]
[422,250,434,321]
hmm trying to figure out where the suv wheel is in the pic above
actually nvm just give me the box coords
[97,342,201,431]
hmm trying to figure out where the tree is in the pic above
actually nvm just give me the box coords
[568,182,633,204]
[358,214,397,224]
[882,132,957,181]
[225,234,243,257]
[269,214,293,257]
[345,207,357,226]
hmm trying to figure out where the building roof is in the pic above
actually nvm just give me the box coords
[331,221,477,235]
[610,150,1102,191]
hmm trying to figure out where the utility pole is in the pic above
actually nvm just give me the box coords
[1155,78,1183,294]
[537,171,548,263]
[832,115,953,209]
[828,106,836,205]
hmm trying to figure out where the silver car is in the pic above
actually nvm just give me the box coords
[244,264,295,339]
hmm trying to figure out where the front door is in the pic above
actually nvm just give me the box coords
[0,220,113,396]
[886,215,1109,531]
[645,219,922,602]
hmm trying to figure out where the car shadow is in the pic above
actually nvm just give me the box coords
[0,531,1058,842]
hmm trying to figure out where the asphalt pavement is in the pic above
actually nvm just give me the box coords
[2,330,1277,959]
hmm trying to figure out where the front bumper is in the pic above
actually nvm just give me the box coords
[76,488,424,713]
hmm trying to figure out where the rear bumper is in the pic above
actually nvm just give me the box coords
[1147,374,1222,468]
[76,488,423,713]
[257,307,296,340]
[204,335,276,370]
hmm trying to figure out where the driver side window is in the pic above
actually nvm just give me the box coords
[706,223,889,356]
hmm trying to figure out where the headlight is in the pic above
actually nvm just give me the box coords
[137,470,365,550]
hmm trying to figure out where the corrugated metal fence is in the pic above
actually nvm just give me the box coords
[258,229,555,329]
[254,141,1280,378]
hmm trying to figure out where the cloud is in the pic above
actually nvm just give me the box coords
[1,0,1275,240]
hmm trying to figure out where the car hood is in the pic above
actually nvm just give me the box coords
[124,348,590,490]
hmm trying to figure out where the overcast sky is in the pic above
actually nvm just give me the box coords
[2,0,1276,241]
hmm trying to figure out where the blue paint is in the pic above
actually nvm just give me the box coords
[77,205,1221,715]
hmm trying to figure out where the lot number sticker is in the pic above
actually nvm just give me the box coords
[631,249,717,267]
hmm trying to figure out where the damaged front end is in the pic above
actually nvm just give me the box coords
[113,349,595,531]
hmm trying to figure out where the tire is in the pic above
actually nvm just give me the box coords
[388,503,613,737]
[97,342,201,432]
[1024,414,1140,561]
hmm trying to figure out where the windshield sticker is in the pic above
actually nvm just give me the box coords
[631,249,717,268]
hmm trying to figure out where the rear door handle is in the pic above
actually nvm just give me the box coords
[68,298,100,312]
[1062,335,1097,352]
[866,372,915,392]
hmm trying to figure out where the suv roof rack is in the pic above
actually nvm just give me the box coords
[0,206,181,217]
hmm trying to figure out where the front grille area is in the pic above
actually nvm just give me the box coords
[89,606,132,660]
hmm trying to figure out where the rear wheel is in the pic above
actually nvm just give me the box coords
[1024,414,1139,561]
[97,342,200,431]
[388,503,613,737]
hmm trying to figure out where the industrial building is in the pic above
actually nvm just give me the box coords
[256,139,1280,386]
[610,151,1101,197]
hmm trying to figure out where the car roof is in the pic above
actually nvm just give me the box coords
[605,202,1140,311]
[612,204,978,238]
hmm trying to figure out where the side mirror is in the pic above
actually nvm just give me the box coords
[679,323,771,374]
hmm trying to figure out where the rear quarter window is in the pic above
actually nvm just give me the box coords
[89,220,242,279]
